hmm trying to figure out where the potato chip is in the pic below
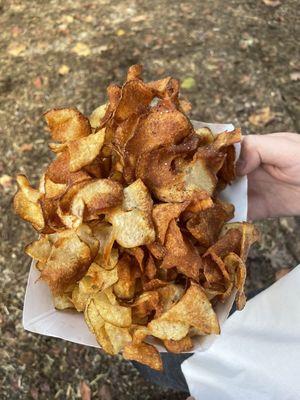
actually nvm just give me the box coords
[186,200,234,248]
[123,342,163,371]
[124,109,192,181]
[84,295,105,334]
[44,107,91,142]
[25,236,52,263]
[53,293,74,310]
[14,175,45,231]
[91,291,131,328]
[149,283,219,341]
[161,220,202,281]
[108,180,155,248]
[68,179,123,226]
[195,127,215,144]
[113,254,138,300]
[67,129,105,172]
[136,146,216,203]
[41,230,92,294]
[131,291,160,321]
[152,202,189,244]
[164,335,193,353]
[92,222,117,269]
[46,150,91,185]
[89,104,107,129]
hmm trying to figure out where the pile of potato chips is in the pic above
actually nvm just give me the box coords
[14,65,259,370]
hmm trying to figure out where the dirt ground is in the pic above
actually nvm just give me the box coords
[1,0,300,399]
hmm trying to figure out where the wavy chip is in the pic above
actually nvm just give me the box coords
[68,129,105,172]
[161,220,202,281]
[44,107,91,142]
[14,175,44,231]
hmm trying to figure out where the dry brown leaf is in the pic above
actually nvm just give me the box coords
[79,380,91,400]
[7,42,26,56]
[72,43,91,56]
[262,0,281,6]
[248,107,275,127]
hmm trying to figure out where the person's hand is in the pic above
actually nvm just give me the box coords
[236,132,300,220]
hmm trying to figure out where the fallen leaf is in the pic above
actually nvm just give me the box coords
[33,77,43,89]
[262,0,281,6]
[58,64,70,75]
[11,26,22,37]
[60,15,74,24]
[275,268,291,281]
[30,388,39,400]
[79,381,91,400]
[248,107,275,127]
[116,29,126,36]
[19,143,33,152]
[85,15,94,23]
[181,77,196,90]
[72,43,91,57]
[0,174,13,189]
[290,72,300,81]
[7,42,26,56]
[131,15,147,22]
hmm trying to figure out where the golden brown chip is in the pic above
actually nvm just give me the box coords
[148,283,220,340]
[92,222,117,269]
[212,128,241,150]
[14,175,45,231]
[89,104,107,129]
[40,229,92,294]
[195,127,215,144]
[44,108,91,142]
[91,291,132,327]
[123,342,163,371]
[67,129,105,172]
[124,109,192,181]
[131,291,160,321]
[68,179,123,226]
[44,177,67,199]
[186,200,234,248]
[113,254,138,300]
[53,293,74,310]
[46,150,91,185]
[224,252,247,310]
[136,146,216,203]
[161,220,202,281]
[164,335,193,353]
[108,180,155,248]
[25,236,52,263]
[114,80,154,122]
[144,254,157,279]
[152,202,189,244]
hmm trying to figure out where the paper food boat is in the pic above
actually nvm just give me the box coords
[23,121,247,353]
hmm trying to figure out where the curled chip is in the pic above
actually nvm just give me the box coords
[40,229,93,294]
[14,175,44,231]
[14,65,259,372]
[161,220,202,281]
[108,179,155,248]
[44,107,91,142]
[67,129,105,172]
[148,283,220,340]
[123,342,163,371]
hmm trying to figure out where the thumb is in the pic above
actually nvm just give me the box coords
[236,135,261,176]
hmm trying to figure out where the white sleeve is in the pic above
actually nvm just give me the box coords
[181,265,300,400]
